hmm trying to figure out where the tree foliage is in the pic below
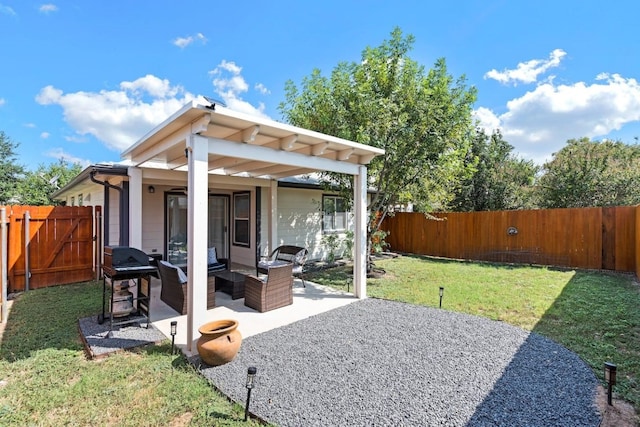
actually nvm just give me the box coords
[536,137,640,208]
[449,130,538,211]
[0,131,25,204]
[279,28,477,230]
[17,160,83,205]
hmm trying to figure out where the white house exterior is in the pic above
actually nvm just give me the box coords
[53,99,384,350]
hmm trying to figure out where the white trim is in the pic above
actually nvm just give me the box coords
[354,165,367,299]
[128,167,143,249]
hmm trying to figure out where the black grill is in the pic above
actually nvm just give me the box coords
[103,246,156,278]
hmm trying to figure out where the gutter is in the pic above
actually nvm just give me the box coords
[89,168,129,246]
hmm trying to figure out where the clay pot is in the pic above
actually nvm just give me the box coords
[196,319,242,366]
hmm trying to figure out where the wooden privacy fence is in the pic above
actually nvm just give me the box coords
[381,206,640,276]
[1,205,100,294]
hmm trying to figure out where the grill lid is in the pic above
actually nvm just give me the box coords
[104,246,150,268]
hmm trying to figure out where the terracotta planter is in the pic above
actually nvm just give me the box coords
[196,319,242,366]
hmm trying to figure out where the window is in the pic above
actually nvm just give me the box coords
[78,194,83,206]
[70,196,75,206]
[323,195,347,233]
[233,192,250,247]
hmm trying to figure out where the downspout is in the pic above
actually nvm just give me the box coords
[90,170,126,246]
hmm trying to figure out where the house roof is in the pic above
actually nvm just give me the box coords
[51,163,129,199]
[121,100,384,179]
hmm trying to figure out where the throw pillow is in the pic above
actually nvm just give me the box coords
[207,247,218,265]
[177,266,188,284]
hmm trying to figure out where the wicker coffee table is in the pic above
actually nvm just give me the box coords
[213,271,246,299]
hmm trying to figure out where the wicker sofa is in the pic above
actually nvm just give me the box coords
[157,260,219,314]
[244,263,294,312]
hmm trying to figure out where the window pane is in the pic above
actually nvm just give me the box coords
[234,220,249,246]
[324,214,334,231]
[233,192,250,246]
[235,194,249,219]
[335,212,346,230]
[323,195,346,233]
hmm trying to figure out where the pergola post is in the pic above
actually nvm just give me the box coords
[186,135,209,351]
[269,180,278,254]
[354,165,367,298]
[127,167,143,249]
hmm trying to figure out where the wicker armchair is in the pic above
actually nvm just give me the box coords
[257,245,308,286]
[244,263,293,312]
[157,261,215,314]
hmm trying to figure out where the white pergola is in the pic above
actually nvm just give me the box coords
[121,100,384,350]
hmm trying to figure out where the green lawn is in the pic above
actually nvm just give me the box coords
[307,254,640,412]
[0,282,263,426]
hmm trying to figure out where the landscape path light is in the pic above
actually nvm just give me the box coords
[244,366,257,421]
[439,287,444,308]
[604,362,617,406]
[170,321,177,355]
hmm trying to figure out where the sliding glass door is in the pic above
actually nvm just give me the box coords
[166,193,229,264]
[208,195,228,259]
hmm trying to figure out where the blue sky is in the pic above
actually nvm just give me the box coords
[1,1,639,171]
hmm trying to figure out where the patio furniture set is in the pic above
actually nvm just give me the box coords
[156,245,308,314]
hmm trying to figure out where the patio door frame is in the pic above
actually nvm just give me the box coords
[164,191,230,263]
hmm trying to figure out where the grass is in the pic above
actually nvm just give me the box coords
[307,254,640,412]
[0,281,264,426]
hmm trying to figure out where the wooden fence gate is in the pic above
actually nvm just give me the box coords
[2,205,100,293]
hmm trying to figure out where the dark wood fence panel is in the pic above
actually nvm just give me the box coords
[382,206,638,272]
[5,206,98,292]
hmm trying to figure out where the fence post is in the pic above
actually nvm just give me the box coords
[24,210,30,292]
[1,207,7,322]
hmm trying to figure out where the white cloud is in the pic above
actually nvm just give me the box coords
[44,148,92,167]
[40,132,50,139]
[0,97,5,106]
[485,49,566,86]
[0,4,16,15]
[35,63,270,155]
[475,73,640,164]
[39,4,58,13]
[36,76,197,151]
[208,60,269,118]
[64,135,87,143]
[255,83,271,95]
[24,122,36,128]
[172,32,206,48]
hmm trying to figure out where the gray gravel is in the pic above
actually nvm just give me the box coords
[194,298,601,426]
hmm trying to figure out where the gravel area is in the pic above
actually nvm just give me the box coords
[194,298,601,426]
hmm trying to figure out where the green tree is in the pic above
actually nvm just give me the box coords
[279,28,477,232]
[0,131,25,204]
[17,160,83,205]
[536,137,640,208]
[449,129,538,211]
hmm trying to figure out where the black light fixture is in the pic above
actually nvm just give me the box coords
[244,366,257,421]
[170,321,177,355]
[604,362,617,406]
[148,185,155,193]
[439,287,444,308]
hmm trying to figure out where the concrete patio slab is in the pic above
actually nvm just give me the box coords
[148,274,358,357]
